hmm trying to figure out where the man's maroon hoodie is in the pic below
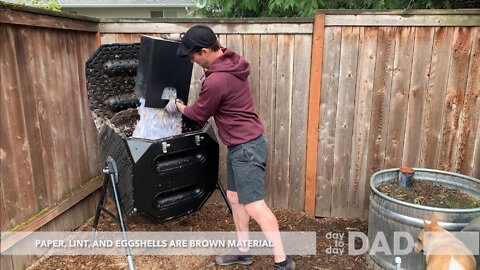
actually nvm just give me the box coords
[183,48,264,146]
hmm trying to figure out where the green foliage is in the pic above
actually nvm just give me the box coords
[412,197,422,205]
[194,0,480,17]
[20,0,61,11]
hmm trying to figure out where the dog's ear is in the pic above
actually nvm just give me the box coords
[423,218,432,231]
[430,213,439,226]
[418,229,424,241]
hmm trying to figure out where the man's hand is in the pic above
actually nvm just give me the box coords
[176,99,186,114]
[165,98,185,114]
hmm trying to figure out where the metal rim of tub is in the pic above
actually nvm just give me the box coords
[370,168,480,213]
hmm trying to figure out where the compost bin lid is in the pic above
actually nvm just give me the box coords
[135,35,194,108]
[85,38,194,119]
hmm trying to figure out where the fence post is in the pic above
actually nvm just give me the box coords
[304,12,325,216]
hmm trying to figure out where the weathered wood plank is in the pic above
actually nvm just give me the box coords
[57,31,79,195]
[0,181,7,231]
[115,33,136,43]
[100,33,117,44]
[364,27,397,211]
[42,29,65,202]
[439,27,474,172]
[32,29,59,207]
[289,34,311,211]
[384,27,415,169]
[325,14,480,27]
[473,119,480,178]
[76,31,100,177]
[330,26,359,218]
[402,27,435,167]
[1,25,37,229]
[226,34,244,56]
[317,9,480,16]
[259,35,277,206]
[23,26,52,209]
[272,34,294,208]
[14,26,42,217]
[100,22,313,34]
[348,27,378,218]
[0,255,13,270]
[243,35,261,109]
[45,30,71,203]
[65,31,88,192]
[419,27,455,168]
[456,28,480,176]
[315,26,341,217]
[0,7,98,32]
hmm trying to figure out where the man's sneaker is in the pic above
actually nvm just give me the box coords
[273,257,295,270]
[215,254,253,266]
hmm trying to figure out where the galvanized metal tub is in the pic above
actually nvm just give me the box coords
[367,168,480,270]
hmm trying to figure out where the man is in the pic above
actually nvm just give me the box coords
[171,25,295,270]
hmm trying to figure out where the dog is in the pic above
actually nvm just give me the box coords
[414,214,476,270]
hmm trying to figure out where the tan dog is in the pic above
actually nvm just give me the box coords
[414,214,476,270]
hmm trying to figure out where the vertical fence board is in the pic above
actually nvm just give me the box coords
[420,27,455,168]
[43,29,65,202]
[473,120,480,178]
[0,179,6,231]
[77,31,100,177]
[1,26,37,229]
[273,35,294,208]
[58,31,78,196]
[289,34,311,211]
[315,26,341,217]
[66,31,87,192]
[439,27,474,171]
[348,27,378,218]
[456,28,480,176]
[259,35,277,206]
[384,27,415,169]
[364,27,397,211]
[0,255,13,270]
[331,27,359,218]
[100,33,117,43]
[26,27,55,207]
[243,35,261,109]
[226,34,244,56]
[34,29,58,205]
[402,27,435,167]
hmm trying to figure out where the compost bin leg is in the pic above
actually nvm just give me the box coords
[91,157,135,270]
[92,173,110,231]
[216,179,232,215]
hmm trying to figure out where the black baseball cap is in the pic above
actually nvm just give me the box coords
[177,25,217,57]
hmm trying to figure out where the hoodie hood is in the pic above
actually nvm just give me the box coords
[206,48,250,81]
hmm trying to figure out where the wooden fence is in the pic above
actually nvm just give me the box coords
[1,6,480,269]
[0,5,100,269]
[98,11,480,219]
[306,10,480,218]
[98,18,314,211]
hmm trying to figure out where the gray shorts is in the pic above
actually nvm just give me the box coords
[227,135,268,205]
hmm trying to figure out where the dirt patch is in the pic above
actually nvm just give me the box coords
[378,179,480,209]
[28,203,368,270]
